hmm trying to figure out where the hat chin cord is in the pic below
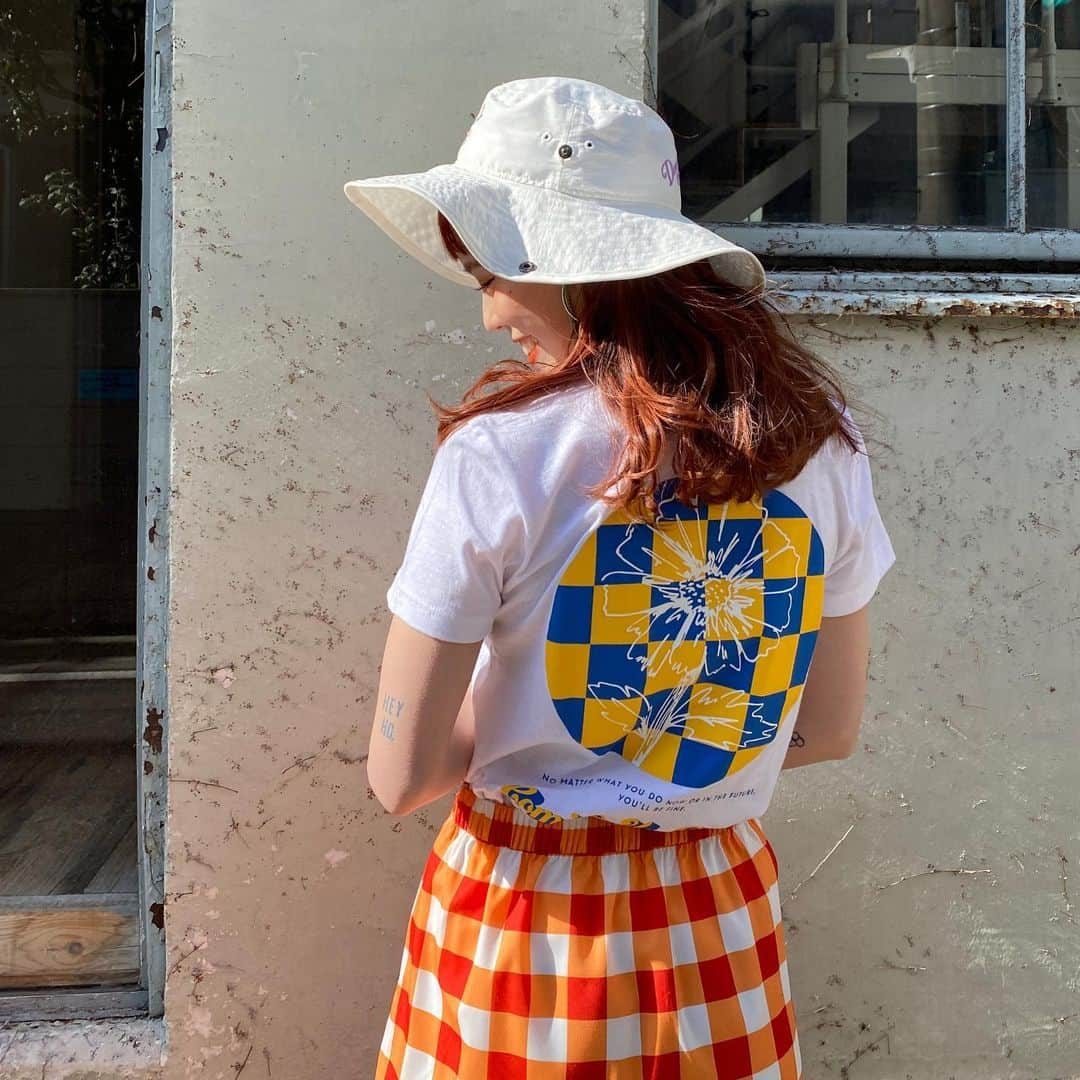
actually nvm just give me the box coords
[561,284,579,335]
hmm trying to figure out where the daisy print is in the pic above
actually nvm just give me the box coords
[544,480,823,787]
[598,487,802,678]
[586,680,765,766]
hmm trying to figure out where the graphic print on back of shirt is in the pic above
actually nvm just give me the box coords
[545,479,825,788]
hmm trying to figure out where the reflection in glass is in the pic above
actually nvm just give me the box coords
[0,0,143,989]
[1027,0,1080,229]
[659,0,1008,228]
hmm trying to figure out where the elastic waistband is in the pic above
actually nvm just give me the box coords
[451,785,729,855]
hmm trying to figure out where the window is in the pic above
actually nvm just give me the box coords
[0,0,168,1020]
[655,0,1080,281]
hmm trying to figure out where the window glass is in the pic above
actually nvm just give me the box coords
[0,0,143,990]
[659,0,1008,228]
[1027,0,1080,229]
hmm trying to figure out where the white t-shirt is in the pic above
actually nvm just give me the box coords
[387,382,895,830]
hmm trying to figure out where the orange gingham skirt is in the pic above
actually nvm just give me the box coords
[375,786,801,1080]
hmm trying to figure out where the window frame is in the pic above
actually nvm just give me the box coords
[136,0,172,1021]
[0,0,170,1022]
[649,0,1080,308]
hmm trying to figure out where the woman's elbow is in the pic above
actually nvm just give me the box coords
[366,731,422,815]
[367,773,419,817]
[832,722,863,761]
[834,739,859,761]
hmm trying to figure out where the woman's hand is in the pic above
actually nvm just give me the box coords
[782,604,872,769]
[368,616,481,815]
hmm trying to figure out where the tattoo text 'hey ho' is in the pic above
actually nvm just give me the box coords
[381,694,405,740]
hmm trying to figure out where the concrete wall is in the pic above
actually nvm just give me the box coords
[162,3,645,1079]
[769,314,1080,1078]
[5,2,1079,1078]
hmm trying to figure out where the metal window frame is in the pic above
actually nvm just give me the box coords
[0,0,171,1023]
[649,0,1080,305]
[136,0,172,1021]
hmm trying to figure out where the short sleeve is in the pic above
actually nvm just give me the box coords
[386,422,522,643]
[822,440,896,617]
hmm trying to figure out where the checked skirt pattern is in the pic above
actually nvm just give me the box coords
[374,786,801,1079]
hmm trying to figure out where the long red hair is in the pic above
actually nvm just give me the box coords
[433,213,860,518]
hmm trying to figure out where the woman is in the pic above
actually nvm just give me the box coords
[343,76,895,1080]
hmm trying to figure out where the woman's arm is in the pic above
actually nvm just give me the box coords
[368,616,482,815]
[782,604,871,770]
[368,602,872,805]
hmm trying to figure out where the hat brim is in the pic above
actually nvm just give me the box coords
[343,164,765,290]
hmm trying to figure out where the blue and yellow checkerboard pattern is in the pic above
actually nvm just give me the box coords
[545,481,825,788]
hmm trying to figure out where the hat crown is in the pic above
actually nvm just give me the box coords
[455,77,682,213]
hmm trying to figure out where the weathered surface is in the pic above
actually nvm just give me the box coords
[0,1019,165,1077]
[161,3,642,1080]
[6,1,1080,1076]
[769,314,1080,1079]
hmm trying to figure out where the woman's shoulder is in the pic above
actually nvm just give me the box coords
[799,409,869,473]
[776,416,877,527]
[446,381,611,453]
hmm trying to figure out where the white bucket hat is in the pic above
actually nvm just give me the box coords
[343,76,765,291]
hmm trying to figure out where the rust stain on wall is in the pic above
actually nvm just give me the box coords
[788,291,1080,320]
[144,706,165,754]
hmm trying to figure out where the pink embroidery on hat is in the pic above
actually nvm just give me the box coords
[661,159,679,186]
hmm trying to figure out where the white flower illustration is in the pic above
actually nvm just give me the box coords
[586,680,766,765]
[599,497,801,677]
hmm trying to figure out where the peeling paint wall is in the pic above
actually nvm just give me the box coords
[768,314,1080,1079]
[161,3,645,1080]
[6,3,1079,1078]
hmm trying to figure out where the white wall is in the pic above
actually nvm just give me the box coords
[161,3,647,1078]
[8,2,1079,1076]
[769,313,1080,1078]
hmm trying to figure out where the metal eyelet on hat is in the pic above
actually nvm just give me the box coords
[518,260,536,273]
[558,144,573,159]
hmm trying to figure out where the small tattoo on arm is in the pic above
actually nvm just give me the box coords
[381,694,406,742]
[791,730,806,748]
